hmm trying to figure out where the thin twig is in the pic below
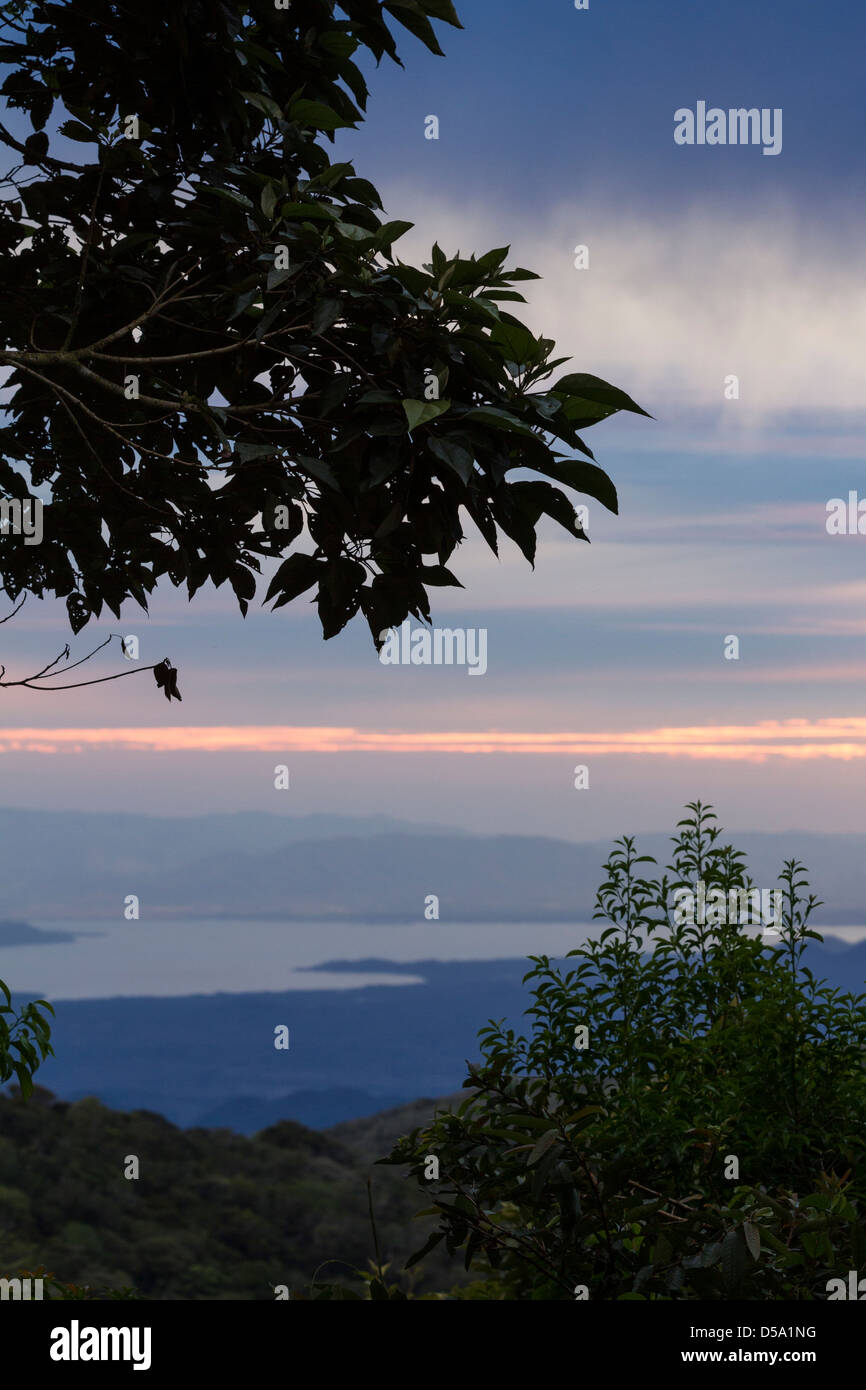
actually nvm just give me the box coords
[0,597,26,625]
[62,161,107,351]
[366,1177,383,1277]
[12,666,159,691]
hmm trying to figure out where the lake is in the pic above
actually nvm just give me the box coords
[6,918,863,1001]
[4,917,602,999]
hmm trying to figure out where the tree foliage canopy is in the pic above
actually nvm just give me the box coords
[0,0,648,645]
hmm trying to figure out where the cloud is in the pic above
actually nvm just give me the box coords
[381,186,866,451]
[5,718,866,761]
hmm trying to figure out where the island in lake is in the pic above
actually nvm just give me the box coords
[0,919,79,947]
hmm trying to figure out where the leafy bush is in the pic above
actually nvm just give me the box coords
[384,803,866,1299]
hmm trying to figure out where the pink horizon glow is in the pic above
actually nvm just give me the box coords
[3,716,866,761]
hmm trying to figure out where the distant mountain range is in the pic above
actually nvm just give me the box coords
[0,806,863,924]
[195,1087,414,1132]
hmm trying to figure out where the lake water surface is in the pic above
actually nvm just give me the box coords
[7,918,863,1000]
[6,918,602,999]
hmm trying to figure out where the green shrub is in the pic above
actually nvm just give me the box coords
[383,802,866,1299]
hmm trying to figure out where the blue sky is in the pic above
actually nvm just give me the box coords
[3,0,866,842]
[335,0,865,206]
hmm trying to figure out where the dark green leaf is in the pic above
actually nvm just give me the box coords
[552,373,653,419]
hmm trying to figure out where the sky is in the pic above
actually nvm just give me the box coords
[2,0,866,841]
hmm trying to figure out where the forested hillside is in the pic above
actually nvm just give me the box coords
[0,1087,462,1299]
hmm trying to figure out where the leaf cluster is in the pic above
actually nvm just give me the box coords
[0,978,54,1096]
[0,0,647,641]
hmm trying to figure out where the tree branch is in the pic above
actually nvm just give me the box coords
[0,630,168,692]
[0,121,86,174]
